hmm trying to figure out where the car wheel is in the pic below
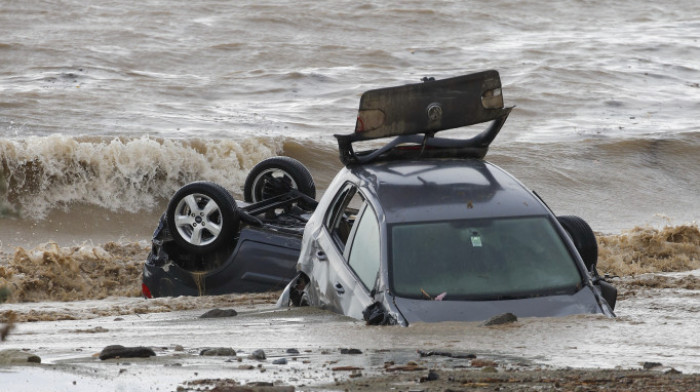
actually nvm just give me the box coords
[244,156,316,203]
[166,182,239,254]
[557,215,598,272]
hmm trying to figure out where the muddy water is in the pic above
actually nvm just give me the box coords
[1,225,699,390]
[1,272,699,392]
[1,224,698,305]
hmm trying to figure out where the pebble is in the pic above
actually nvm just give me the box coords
[420,369,439,382]
[200,347,236,356]
[250,349,266,360]
[642,361,662,369]
[99,345,155,360]
[199,308,238,318]
[482,312,518,326]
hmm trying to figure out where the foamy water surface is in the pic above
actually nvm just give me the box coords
[1,0,699,236]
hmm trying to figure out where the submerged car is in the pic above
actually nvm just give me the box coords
[276,70,617,325]
[141,156,318,297]
[143,70,616,326]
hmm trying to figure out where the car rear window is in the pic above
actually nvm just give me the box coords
[389,216,583,300]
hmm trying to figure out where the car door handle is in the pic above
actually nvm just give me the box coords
[334,282,345,295]
[316,250,327,261]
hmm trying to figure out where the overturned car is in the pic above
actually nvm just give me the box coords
[143,70,617,325]
[141,156,318,297]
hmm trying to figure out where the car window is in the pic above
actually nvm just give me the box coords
[390,216,582,300]
[325,184,365,250]
[347,204,381,291]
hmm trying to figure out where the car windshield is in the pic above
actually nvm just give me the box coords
[390,216,583,300]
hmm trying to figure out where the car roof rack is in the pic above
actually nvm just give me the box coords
[335,70,513,165]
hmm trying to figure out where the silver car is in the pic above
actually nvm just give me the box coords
[278,70,617,325]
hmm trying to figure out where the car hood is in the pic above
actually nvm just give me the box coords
[390,287,606,324]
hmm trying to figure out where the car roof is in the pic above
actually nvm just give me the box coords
[349,158,550,224]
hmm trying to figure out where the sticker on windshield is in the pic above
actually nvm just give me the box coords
[471,231,482,247]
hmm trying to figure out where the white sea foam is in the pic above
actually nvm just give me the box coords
[0,135,283,219]
[0,1,698,242]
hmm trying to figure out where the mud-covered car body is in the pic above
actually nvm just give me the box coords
[277,70,617,325]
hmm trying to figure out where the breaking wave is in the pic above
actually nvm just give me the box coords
[0,135,284,219]
[597,224,700,276]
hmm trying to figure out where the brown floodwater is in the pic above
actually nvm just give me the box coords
[0,273,698,392]
[1,224,698,305]
[1,225,699,391]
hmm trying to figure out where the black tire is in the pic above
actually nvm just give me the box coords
[166,182,239,254]
[557,215,598,272]
[244,156,316,203]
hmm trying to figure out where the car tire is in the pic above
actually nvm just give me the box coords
[557,215,598,272]
[244,156,316,203]
[166,182,239,254]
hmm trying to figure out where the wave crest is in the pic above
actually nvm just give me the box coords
[598,224,700,276]
[0,135,283,220]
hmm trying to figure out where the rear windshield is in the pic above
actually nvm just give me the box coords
[390,216,582,300]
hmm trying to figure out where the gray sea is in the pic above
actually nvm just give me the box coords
[1,0,699,243]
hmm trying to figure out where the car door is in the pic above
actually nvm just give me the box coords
[343,202,381,318]
[313,183,378,319]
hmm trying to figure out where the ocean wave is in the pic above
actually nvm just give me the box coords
[598,224,700,276]
[0,135,284,220]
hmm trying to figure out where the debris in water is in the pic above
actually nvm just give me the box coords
[200,347,236,357]
[643,361,663,370]
[418,350,476,359]
[200,308,238,318]
[482,312,518,326]
[99,345,156,360]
